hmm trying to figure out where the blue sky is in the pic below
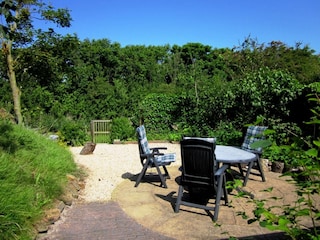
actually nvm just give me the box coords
[48,0,320,53]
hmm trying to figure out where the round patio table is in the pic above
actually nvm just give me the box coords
[215,145,257,164]
[215,145,258,186]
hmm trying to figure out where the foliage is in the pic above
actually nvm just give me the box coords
[0,120,18,153]
[168,132,182,142]
[0,0,72,124]
[211,121,243,145]
[257,120,306,168]
[237,83,320,240]
[0,34,319,138]
[58,119,89,146]
[0,121,79,239]
[110,117,135,142]
[137,93,180,133]
[233,67,303,124]
[232,36,320,84]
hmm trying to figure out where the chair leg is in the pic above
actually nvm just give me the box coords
[243,161,254,186]
[256,156,266,182]
[175,185,184,213]
[162,165,170,179]
[222,174,229,205]
[134,160,149,187]
[213,174,225,221]
[154,162,167,188]
[238,163,245,177]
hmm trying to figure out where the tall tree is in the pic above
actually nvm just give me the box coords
[0,0,71,124]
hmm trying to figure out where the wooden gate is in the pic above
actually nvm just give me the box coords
[90,120,112,143]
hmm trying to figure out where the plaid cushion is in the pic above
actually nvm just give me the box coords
[137,125,151,154]
[241,126,267,153]
[136,125,176,164]
[154,153,176,164]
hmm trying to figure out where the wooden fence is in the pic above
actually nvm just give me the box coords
[90,120,112,143]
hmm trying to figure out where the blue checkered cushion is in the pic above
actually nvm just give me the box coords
[137,125,151,154]
[241,126,267,153]
[136,125,176,164]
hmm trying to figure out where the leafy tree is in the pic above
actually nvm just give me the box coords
[232,67,303,124]
[263,41,320,84]
[137,93,180,133]
[232,36,320,84]
[0,0,71,124]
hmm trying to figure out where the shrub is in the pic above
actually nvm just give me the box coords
[58,119,89,146]
[0,120,18,153]
[110,117,135,142]
[212,121,243,145]
[137,93,179,133]
[233,67,303,125]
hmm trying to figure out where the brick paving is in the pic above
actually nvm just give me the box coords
[40,201,174,240]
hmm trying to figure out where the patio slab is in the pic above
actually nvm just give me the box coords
[113,166,318,239]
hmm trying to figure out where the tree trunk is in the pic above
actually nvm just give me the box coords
[4,41,23,125]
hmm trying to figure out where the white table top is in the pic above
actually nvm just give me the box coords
[215,145,257,163]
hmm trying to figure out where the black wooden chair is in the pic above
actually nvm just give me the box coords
[135,125,176,188]
[175,137,229,221]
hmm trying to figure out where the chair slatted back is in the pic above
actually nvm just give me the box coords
[180,138,216,188]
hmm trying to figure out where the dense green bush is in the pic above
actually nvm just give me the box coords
[232,67,303,124]
[211,121,243,145]
[137,93,180,133]
[110,117,135,142]
[0,121,18,153]
[58,119,89,146]
[2,38,319,144]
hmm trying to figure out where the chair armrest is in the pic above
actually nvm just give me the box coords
[215,164,229,177]
[140,152,164,158]
[150,147,167,154]
[150,147,167,151]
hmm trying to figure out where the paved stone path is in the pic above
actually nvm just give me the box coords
[39,167,308,239]
[38,143,319,240]
[40,201,174,240]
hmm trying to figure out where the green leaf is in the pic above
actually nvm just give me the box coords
[278,218,290,226]
[306,118,320,125]
[263,211,278,222]
[250,139,272,149]
[261,187,273,192]
[305,148,318,157]
[313,140,320,147]
[277,218,290,231]
[295,208,311,217]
